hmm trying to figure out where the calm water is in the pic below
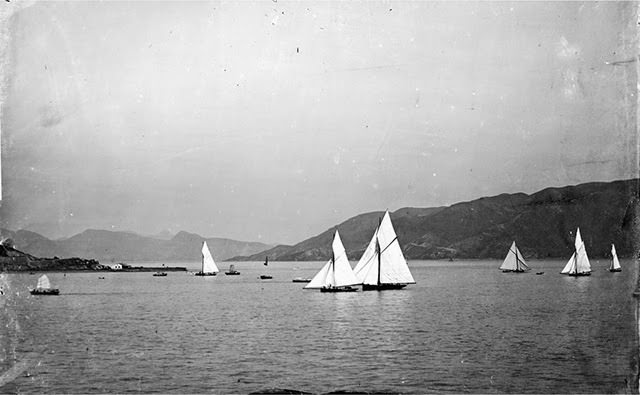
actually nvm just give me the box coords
[0,260,637,394]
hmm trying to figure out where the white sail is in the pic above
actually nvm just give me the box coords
[305,230,361,289]
[500,241,530,271]
[201,241,219,273]
[574,228,591,273]
[561,252,576,274]
[354,211,415,285]
[36,275,51,289]
[611,244,621,270]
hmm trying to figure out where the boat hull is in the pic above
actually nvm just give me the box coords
[362,283,408,291]
[320,286,357,293]
[194,272,217,276]
[153,273,167,277]
[292,278,311,283]
[609,268,622,272]
[225,272,241,275]
[502,269,527,273]
[260,275,272,280]
[30,288,60,295]
[566,272,591,276]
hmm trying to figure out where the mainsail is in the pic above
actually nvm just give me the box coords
[36,274,52,289]
[561,228,591,275]
[353,210,415,286]
[499,241,530,272]
[201,241,219,274]
[610,244,621,271]
[305,230,361,289]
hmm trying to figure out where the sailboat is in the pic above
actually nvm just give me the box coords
[225,264,241,275]
[260,256,272,279]
[30,274,60,295]
[610,244,622,272]
[560,228,591,276]
[195,241,219,276]
[353,210,416,291]
[304,229,361,292]
[499,241,530,273]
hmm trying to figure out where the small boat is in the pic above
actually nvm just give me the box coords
[153,272,167,277]
[610,244,622,272]
[561,228,591,276]
[259,256,271,279]
[195,241,219,276]
[225,264,241,275]
[98,276,106,279]
[305,229,361,292]
[499,241,530,273]
[30,275,60,295]
[536,272,545,275]
[292,278,311,283]
[353,210,415,291]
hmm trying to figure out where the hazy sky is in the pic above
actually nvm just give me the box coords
[0,1,637,244]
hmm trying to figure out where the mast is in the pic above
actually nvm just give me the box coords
[376,217,381,286]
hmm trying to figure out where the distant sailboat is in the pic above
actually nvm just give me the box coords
[259,256,272,279]
[561,228,591,276]
[305,229,360,292]
[500,241,530,273]
[225,264,240,275]
[610,244,622,272]
[195,241,219,276]
[353,210,416,291]
[30,274,60,295]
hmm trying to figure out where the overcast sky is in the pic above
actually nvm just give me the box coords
[0,1,637,244]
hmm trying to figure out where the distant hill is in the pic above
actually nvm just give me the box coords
[231,179,639,261]
[0,229,274,263]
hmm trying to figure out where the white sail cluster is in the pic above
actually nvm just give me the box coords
[201,241,219,274]
[353,211,416,286]
[499,241,530,272]
[305,230,361,289]
[561,228,591,275]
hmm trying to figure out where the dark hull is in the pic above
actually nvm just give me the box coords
[609,269,622,272]
[292,279,311,283]
[536,272,545,275]
[567,272,591,276]
[260,275,272,280]
[153,273,167,277]
[362,283,408,291]
[502,270,527,273]
[194,272,217,276]
[320,286,357,293]
[30,288,60,295]
[225,272,241,275]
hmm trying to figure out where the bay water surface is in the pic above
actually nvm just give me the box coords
[0,259,637,394]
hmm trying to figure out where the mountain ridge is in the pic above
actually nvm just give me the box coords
[0,228,274,263]
[230,178,639,261]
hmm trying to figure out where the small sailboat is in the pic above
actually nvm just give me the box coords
[195,241,219,276]
[499,241,530,273]
[305,229,360,292]
[225,264,241,275]
[561,228,591,276]
[153,272,167,277]
[260,256,272,279]
[30,274,60,295]
[353,210,415,291]
[610,244,622,272]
